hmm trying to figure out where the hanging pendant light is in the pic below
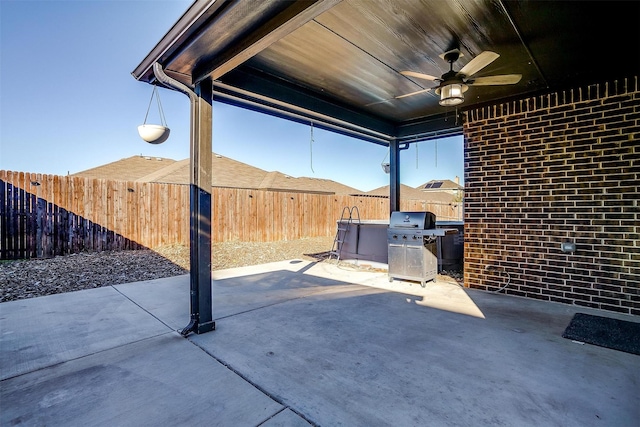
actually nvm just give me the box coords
[138,85,170,144]
[381,148,390,173]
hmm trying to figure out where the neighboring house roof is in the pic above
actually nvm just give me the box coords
[420,191,458,203]
[258,172,360,195]
[417,179,463,191]
[73,154,361,195]
[362,184,418,198]
[361,184,455,203]
[135,155,268,189]
[71,155,176,181]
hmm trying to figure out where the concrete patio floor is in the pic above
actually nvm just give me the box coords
[1,259,638,426]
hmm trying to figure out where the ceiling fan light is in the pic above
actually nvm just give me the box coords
[439,83,465,106]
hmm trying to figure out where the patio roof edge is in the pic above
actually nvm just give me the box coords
[131,0,223,84]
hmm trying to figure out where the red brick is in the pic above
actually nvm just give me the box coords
[464,76,639,315]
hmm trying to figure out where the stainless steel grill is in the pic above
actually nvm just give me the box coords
[387,211,457,286]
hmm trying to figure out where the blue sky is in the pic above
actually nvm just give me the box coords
[0,0,463,192]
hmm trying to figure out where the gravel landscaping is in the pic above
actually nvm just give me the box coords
[0,236,334,302]
[1,235,462,303]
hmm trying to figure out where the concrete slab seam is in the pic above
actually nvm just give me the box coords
[112,285,177,332]
[256,407,288,426]
[186,338,319,427]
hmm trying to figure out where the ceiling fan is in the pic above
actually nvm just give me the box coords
[397,49,522,106]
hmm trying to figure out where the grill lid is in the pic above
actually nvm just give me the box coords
[389,211,435,229]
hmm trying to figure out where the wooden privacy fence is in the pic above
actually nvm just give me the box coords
[1,170,463,259]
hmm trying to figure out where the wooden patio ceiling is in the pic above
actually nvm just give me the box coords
[130,0,639,336]
[133,0,640,145]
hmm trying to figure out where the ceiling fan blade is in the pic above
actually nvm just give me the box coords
[395,88,432,99]
[468,74,522,86]
[400,71,439,81]
[459,51,499,77]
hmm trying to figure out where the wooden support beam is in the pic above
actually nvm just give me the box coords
[389,140,410,214]
[152,63,215,335]
[389,140,400,214]
[189,77,214,334]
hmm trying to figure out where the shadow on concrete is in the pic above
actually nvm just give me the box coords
[1,259,638,426]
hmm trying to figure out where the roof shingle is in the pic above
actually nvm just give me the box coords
[71,155,176,181]
[363,184,456,203]
[73,154,361,195]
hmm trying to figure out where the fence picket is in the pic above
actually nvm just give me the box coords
[0,170,463,259]
[0,179,5,259]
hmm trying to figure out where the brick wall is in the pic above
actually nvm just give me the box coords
[463,77,639,315]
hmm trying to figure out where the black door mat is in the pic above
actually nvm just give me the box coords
[562,313,640,355]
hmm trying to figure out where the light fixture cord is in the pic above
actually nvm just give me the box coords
[309,122,315,173]
[156,86,168,127]
[143,85,168,126]
[381,148,389,164]
[143,86,155,125]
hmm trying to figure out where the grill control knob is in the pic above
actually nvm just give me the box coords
[402,235,407,240]
[412,235,417,240]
